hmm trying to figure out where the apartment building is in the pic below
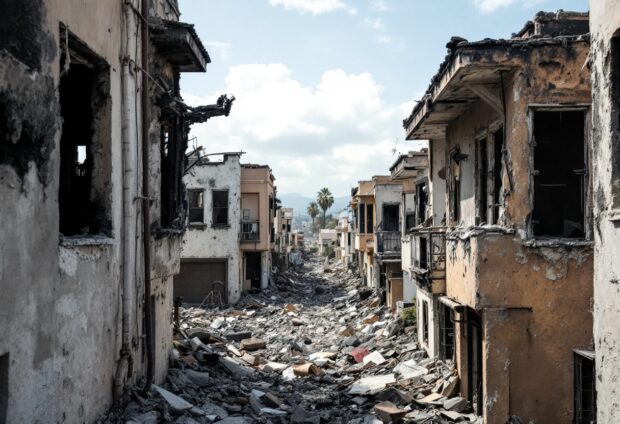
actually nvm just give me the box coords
[403,12,593,423]
[274,207,294,269]
[176,153,243,305]
[336,213,354,266]
[351,181,376,287]
[0,0,232,421]
[590,1,620,422]
[240,164,276,290]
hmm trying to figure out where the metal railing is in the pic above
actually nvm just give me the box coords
[376,230,401,253]
[241,220,259,242]
[412,227,446,281]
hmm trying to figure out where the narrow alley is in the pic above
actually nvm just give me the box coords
[100,252,466,424]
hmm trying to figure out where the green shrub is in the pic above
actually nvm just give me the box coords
[309,246,318,254]
[401,306,417,326]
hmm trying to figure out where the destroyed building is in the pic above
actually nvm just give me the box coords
[177,153,244,305]
[0,0,233,422]
[590,1,620,422]
[351,180,377,287]
[336,212,355,266]
[273,207,294,270]
[240,164,276,291]
[403,11,593,424]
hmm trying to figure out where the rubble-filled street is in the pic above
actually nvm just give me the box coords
[100,252,477,424]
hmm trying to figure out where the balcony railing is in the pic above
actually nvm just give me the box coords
[241,220,259,242]
[412,227,446,281]
[376,231,401,253]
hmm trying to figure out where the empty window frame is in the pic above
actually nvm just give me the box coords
[366,204,374,234]
[416,182,428,226]
[573,350,596,424]
[611,34,620,211]
[532,110,586,238]
[382,204,399,231]
[440,304,455,361]
[492,129,504,224]
[58,26,111,237]
[405,213,416,232]
[0,352,7,424]
[422,300,429,343]
[212,190,229,226]
[359,203,366,234]
[449,149,462,225]
[477,136,489,225]
[187,189,204,224]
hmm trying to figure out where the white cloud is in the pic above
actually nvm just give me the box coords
[362,17,384,30]
[183,64,424,197]
[205,41,231,62]
[369,0,391,12]
[269,0,357,15]
[473,0,546,13]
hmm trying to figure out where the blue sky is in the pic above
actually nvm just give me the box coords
[179,0,588,198]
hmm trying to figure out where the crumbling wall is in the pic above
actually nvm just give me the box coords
[182,156,243,303]
[590,1,620,422]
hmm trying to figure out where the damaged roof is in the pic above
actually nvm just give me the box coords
[403,10,589,140]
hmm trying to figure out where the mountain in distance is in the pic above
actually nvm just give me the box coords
[278,192,350,218]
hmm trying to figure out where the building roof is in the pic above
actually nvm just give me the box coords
[149,18,211,72]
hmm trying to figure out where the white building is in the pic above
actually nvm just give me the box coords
[318,229,338,255]
[176,153,243,304]
[336,212,354,266]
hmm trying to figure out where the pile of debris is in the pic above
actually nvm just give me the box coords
[99,253,481,423]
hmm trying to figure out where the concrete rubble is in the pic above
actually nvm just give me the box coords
[99,252,481,423]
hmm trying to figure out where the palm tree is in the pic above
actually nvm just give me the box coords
[307,202,319,230]
[316,188,334,229]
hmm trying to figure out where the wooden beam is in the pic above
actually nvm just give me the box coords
[467,84,504,117]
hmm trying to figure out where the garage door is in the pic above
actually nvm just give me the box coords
[174,260,228,304]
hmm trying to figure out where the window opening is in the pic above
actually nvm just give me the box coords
[574,351,596,424]
[0,352,7,424]
[187,189,204,223]
[58,28,110,237]
[416,182,428,225]
[366,204,374,234]
[359,203,366,234]
[532,111,586,237]
[212,190,229,226]
[477,137,489,225]
[449,149,462,225]
[382,204,399,231]
[406,213,416,232]
[467,310,483,415]
[611,34,620,210]
[493,128,504,224]
[440,304,455,361]
[422,300,429,343]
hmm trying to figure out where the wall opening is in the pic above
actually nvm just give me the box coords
[359,203,366,234]
[609,33,620,210]
[440,304,454,361]
[187,189,204,224]
[493,128,504,224]
[245,252,261,290]
[416,181,428,226]
[477,137,489,225]
[58,26,110,237]
[0,352,7,424]
[449,148,462,225]
[573,350,596,424]
[422,300,429,343]
[366,204,374,234]
[382,204,399,231]
[212,190,229,227]
[466,309,483,415]
[532,110,586,238]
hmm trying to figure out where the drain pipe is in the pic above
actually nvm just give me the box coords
[115,0,138,402]
[140,0,155,394]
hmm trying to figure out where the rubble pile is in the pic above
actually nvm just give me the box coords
[100,253,481,424]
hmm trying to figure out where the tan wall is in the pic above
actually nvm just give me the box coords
[241,167,274,252]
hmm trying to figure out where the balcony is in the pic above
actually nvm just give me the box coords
[376,231,401,254]
[411,227,446,293]
[241,220,259,242]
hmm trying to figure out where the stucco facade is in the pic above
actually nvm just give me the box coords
[590,1,620,422]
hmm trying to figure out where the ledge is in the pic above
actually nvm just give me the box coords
[520,238,593,248]
[188,223,207,229]
[59,235,115,247]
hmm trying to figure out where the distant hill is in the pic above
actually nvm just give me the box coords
[279,193,350,218]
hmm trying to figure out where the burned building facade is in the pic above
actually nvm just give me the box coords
[0,0,231,422]
[404,12,593,424]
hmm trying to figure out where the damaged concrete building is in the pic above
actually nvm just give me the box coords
[403,11,594,424]
[0,0,232,422]
[273,206,294,270]
[590,1,620,422]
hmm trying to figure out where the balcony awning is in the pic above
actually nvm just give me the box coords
[150,18,211,72]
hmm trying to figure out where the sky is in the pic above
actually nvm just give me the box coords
[179,0,588,198]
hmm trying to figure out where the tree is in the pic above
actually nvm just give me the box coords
[316,188,334,229]
[307,202,319,231]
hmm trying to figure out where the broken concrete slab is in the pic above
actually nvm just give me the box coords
[443,396,468,412]
[239,337,266,351]
[184,369,210,387]
[152,385,194,413]
[348,374,396,395]
[293,363,322,377]
[362,351,386,366]
[373,401,407,423]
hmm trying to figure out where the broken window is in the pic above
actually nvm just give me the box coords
[573,350,596,424]
[477,136,489,225]
[382,204,399,231]
[532,110,586,238]
[416,182,428,226]
[449,149,462,225]
[440,304,454,361]
[466,309,483,415]
[212,190,229,226]
[492,129,504,224]
[0,353,7,424]
[366,204,374,234]
[611,34,620,211]
[58,26,111,237]
[405,213,416,232]
[188,189,204,224]
[422,300,429,343]
[359,203,366,233]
